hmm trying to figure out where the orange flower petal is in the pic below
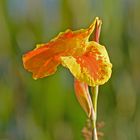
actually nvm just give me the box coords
[22,18,99,79]
[61,41,112,86]
[74,79,93,117]
[22,46,60,79]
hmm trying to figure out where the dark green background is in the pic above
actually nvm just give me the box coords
[0,0,140,140]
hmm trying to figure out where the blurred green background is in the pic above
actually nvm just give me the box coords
[0,0,140,140]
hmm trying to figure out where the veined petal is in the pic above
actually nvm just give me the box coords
[74,79,93,117]
[61,41,112,87]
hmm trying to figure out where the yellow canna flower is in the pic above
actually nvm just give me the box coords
[22,17,112,118]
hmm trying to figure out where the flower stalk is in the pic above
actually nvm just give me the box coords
[91,86,99,140]
[90,18,102,140]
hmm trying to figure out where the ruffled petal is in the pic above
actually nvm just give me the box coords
[61,41,112,87]
[74,79,93,117]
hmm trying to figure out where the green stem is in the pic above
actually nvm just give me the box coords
[91,86,99,140]
[91,119,98,140]
[91,86,99,118]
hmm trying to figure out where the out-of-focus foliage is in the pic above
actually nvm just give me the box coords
[0,0,140,140]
